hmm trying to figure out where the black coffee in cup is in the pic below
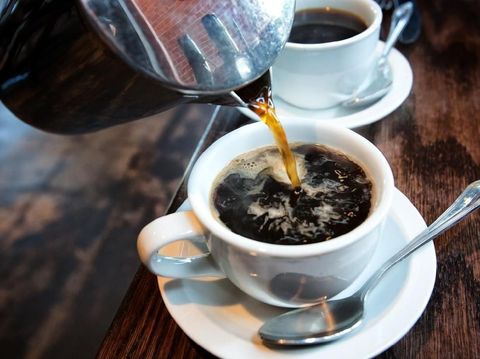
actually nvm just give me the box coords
[211,144,372,245]
[288,8,368,44]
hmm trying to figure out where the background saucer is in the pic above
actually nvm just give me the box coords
[238,41,413,128]
[157,189,436,359]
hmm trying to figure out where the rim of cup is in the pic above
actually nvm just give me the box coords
[285,0,383,51]
[188,119,394,258]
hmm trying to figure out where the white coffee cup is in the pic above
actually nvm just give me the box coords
[137,120,394,307]
[272,0,382,110]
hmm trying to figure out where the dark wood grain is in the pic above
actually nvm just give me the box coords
[0,103,215,358]
[96,0,480,357]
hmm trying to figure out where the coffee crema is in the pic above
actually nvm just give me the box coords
[211,144,372,245]
[288,8,368,44]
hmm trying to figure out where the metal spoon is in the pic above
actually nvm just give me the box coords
[342,2,414,108]
[395,0,422,44]
[259,180,480,346]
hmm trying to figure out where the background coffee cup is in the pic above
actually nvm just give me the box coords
[137,120,394,307]
[272,0,382,110]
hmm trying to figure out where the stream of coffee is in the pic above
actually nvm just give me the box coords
[247,86,301,189]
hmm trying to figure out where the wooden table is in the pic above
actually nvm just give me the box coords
[97,2,480,357]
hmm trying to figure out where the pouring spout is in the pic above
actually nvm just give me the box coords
[199,70,271,108]
[228,91,249,108]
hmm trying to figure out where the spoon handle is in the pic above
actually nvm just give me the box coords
[379,2,414,64]
[395,0,422,44]
[360,180,480,300]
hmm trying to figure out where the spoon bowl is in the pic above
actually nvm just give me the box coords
[342,2,413,108]
[260,295,364,345]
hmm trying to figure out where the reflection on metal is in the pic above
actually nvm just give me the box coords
[79,0,295,94]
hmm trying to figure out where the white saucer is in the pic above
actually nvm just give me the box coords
[157,189,436,359]
[238,41,413,128]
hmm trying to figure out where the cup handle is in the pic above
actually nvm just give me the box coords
[137,211,225,278]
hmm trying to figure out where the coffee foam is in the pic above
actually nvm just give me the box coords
[211,143,372,245]
[229,146,307,185]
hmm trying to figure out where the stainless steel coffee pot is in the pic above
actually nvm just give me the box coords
[0,0,294,134]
